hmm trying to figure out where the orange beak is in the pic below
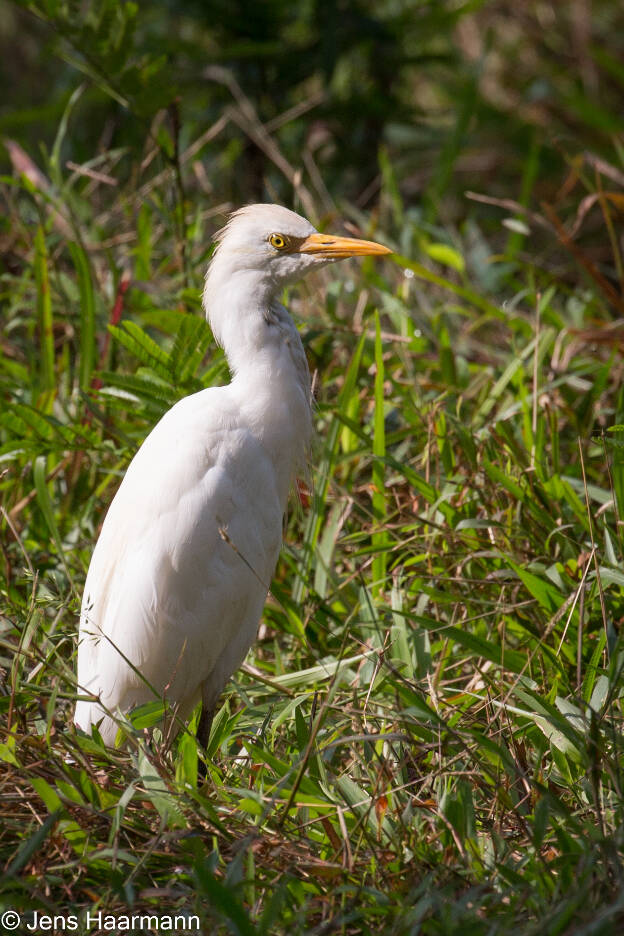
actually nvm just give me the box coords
[298,231,392,259]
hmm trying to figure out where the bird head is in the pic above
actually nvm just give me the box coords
[205,203,391,297]
[203,204,391,355]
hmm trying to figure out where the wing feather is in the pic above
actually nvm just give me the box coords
[75,387,283,741]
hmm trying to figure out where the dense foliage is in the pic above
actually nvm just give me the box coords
[1,1,624,933]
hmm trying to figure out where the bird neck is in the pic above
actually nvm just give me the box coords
[204,271,312,503]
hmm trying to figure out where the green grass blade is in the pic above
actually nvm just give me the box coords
[68,241,96,392]
[34,454,73,586]
[34,225,55,409]
[372,310,387,596]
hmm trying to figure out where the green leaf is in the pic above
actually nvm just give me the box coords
[372,310,387,595]
[34,455,73,584]
[136,749,185,828]
[68,241,96,392]
[109,320,172,378]
[34,225,55,408]
[423,241,465,272]
[5,810,60,877]
[507,560,565,614]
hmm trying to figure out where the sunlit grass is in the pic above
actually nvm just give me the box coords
[2,110,624,935]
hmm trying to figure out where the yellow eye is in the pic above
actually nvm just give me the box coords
[269,233,287,250]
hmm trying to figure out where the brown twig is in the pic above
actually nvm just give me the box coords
[542,202,624,315]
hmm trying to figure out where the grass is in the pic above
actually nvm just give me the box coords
[2,92,624,936]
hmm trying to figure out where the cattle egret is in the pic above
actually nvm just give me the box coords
[75,203,391,747]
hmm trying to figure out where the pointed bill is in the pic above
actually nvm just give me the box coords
[297,232,392,259]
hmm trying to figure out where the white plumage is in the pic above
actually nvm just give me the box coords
[74,204,390,746]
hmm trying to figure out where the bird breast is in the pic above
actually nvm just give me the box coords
[77,386,288,718]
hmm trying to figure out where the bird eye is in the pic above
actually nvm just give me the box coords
[269,233,287,250]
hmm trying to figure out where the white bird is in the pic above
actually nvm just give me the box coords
[75,203,391,747]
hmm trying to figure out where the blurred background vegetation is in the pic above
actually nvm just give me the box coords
[2,1,624,933]
[3,1,623,221]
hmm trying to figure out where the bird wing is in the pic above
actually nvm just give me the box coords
[75,387,283,737]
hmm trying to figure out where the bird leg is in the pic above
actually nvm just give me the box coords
[196,702,215,783]
[197,705,214,750]
[198,674,224,751]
